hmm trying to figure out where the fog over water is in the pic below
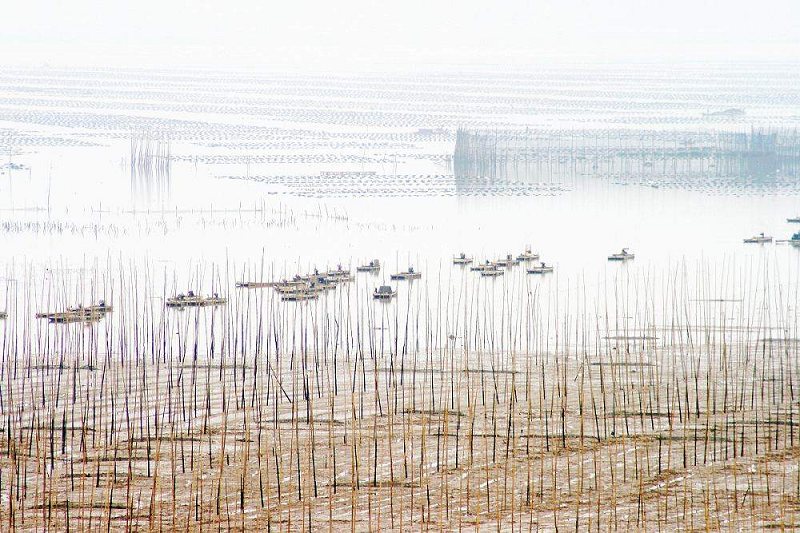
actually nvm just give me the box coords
[0,1,798,301]
[3,0,799,68]
[1,64,799,284]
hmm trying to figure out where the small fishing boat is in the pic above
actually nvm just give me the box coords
[48,311,104,324]
[373,285,397,299]
[327,273,354,283]
[275,283,324,294]
[319,266,353,283]
[165,293,205,307]
[326,265,351,278]
[274,283,305,293]
[313,279,338,291]
[273,274,321,291]
[69,300,112,315]
[608,248,635,261]
[480,268,504,277]
[166,291,227,308]
[787,217,800,223]
[495,254,519,268]
[516,249,539,262]
[357,259,381,272]
[0,311,6,320]
[273,276,308,288]
[299,270,322,282]
[201,294,227,306]
[235,281,274,288]
[391,267,422,280]
[791,232,800,246]
[527,262,554,274]
[743,233,772,244]
[470,261,497,272]
[281,291,319,301]
[36,300,112,323]
[453,253,473,265]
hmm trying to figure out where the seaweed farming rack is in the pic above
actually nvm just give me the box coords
[454,127,800,180]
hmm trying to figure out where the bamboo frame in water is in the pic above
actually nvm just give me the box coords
[0,256,797,530]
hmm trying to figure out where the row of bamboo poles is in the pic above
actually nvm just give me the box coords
[0,256,797,530]
[130,132,171,204]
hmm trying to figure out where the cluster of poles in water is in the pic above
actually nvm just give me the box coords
[0,254,798,530]
[453,128,800,182]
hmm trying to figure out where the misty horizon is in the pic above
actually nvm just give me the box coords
[2,0,798,70]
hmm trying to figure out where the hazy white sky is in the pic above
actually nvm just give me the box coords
[2,0,798,70]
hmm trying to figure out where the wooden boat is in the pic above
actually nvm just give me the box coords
[48,311,104,324]
[470,261,497,272]
[326,265,351,278]
[391,267,422,280]
[373,285,397,299]
[68,300,112,315]
[273,274,320,291]
[236,281,274,288]
[453,253,473,265]
[527,262,554,274]
[281,291,319,301]
[326,273,354,283]
[312,280,337,291]
[356,259,381,272]
[298,271,323,282]
[273,276,308,287]
[480,268,504,277]
[495,254,519,268]
[200,295,227,306]
[275,283,324,294]
[37,300,111,323]
[608,248,635,261]
[743,233,772,244]
[166,291,227,308]
[516,249,539,262]
[274,283,304,293]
